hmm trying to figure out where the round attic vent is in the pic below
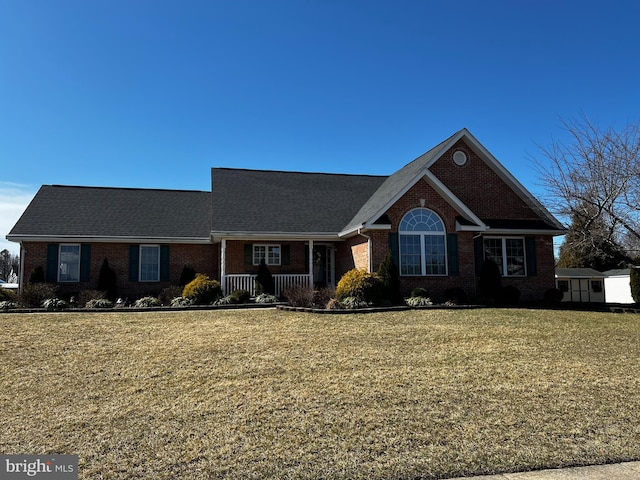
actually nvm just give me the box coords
[453,150,467,166]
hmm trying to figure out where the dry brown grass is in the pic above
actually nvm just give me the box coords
[1,308,639,479]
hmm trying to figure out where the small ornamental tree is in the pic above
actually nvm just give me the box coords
[97,258,118,300]
[377,252,402,305]
[179,265,196,287]
[255,259,275,295]
[630,267,640,303]
[28,266,45,284]
[479,257,502,304]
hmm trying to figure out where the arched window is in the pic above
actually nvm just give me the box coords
[399,208,447,276]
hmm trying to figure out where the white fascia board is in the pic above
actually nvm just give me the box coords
[338,223,391,238]
[482,228,567,236]
[7,235,212,244]
[211,231,341,242]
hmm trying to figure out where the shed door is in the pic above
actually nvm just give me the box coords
[570,279,590,302]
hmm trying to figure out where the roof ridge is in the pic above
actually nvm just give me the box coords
[47,184,211,194]
[211,167,386,178]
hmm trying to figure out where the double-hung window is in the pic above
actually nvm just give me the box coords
[58,244,81,282]
[484,237,525,276]
[253,245,281,266]
[139,245,160,282]
[399,208,447,276]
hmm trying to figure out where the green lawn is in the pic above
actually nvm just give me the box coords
[1,308,639,479]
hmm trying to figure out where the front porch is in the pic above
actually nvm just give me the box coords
[219,239,338,296]
[224,274,311,297]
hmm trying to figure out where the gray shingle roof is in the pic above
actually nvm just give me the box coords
[211,168,386,234]
[8,185,212,239]
[341,134,456,233]
[555,268,605,278]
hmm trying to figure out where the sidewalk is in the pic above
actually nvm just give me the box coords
[448,461,640,479]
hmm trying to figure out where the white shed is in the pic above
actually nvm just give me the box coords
[555,268,605,303]
[603,269,634,304]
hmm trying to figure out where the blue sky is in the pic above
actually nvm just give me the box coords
[2,0,639,255]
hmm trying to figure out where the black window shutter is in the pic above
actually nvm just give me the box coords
[46,244,59,282]
[525,237,537,276]
[244,244,254,265]
[281,244,290,265]
[129,245,139,282]
[474,236,484,275]
[447,233,459,276]
[80,244,91,282]
[388,232,399,268]
[160,245,170,281]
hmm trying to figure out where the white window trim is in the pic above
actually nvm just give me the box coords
[484,236,526,277]
[139,244,161,282]
[253,244,281,266]
[399,208,448,277]
[58,243,81,283]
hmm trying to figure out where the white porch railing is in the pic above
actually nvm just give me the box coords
[223,274,311,297]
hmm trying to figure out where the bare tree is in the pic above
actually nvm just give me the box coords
[536,115,640,260]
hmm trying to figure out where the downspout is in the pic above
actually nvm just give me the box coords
[220,239,226,295]
[357,228,372,273]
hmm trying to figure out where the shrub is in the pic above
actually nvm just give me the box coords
[182,274,222,305]
[160,286,183,305]
[631,267,640,303]
[255,260,275,295]
[214,295,233,306]
[20,283,57,308]
[170,296,194,307]
[43,298,69,310]
[405,296,433,307]
[0,287,17,302]
[326,298,341,310]
[255,293,278,304]
[179,265,196,287]
[410,287,430,298]
[501,285,521,305]
[313,288,334,308]
[443,287,467,305]
[78,290,107,306]
[377,252,402,304]
[340,296,371,310]
[134,296,162,308]
[96,258,118,300]
[283,285,314,307]
[85,298,114,309]
[230,289,251,304]
[0,300,18,310]
[28,266,45,284]
[335,268,383,304]
[479,257,502,303]
[544,287,564,304]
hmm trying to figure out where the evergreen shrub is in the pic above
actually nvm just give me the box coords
[631,267,640,303]
[377,252,402,304]
[182,274,222,305]
[97,259,118,300]
[335,268,383,304]
[230,289,251,304]
[255,260,275,295]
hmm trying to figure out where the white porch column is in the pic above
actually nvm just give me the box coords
[220,238,226,294]
[308,240,314,290]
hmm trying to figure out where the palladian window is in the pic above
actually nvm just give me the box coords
[399,208,447,276]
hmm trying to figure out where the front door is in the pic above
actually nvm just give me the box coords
[313,245,335,289]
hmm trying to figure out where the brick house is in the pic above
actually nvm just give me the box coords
[7,129,564,302]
